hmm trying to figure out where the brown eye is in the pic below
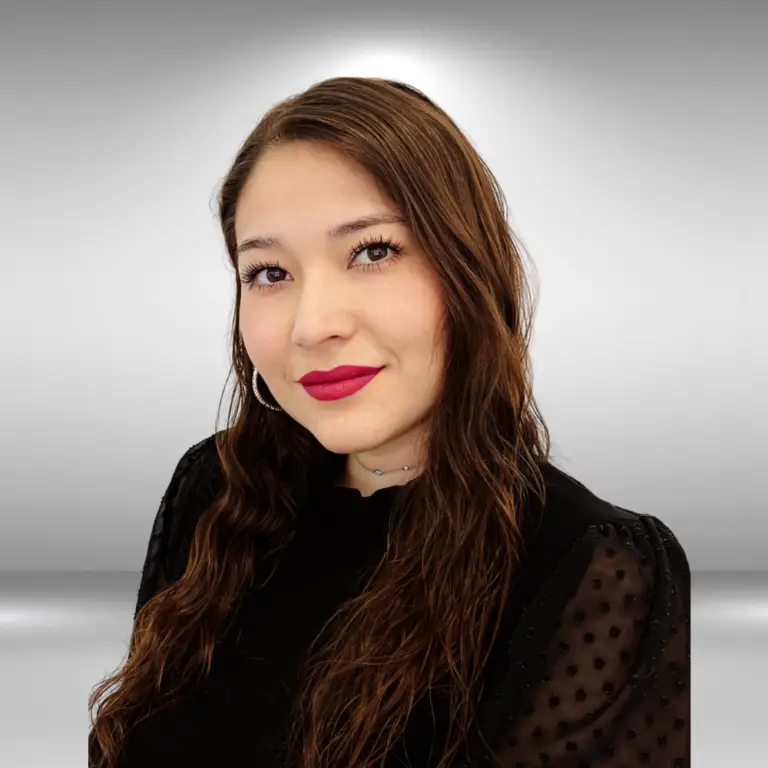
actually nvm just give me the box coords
[349,235,404,264]
[240,262,287,288]
[263,267,286,283]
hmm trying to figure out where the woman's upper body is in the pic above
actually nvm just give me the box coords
[95,433,690,768]
[89,78,691,768]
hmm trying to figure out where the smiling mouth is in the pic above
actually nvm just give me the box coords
[298,365,385,386]
[300,368,383,401]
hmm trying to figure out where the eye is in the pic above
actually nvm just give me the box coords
[239,234,405,292]
[350,237,403,269]
[239,261,286,290]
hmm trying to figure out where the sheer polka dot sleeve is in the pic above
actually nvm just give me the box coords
[482,516,690,768]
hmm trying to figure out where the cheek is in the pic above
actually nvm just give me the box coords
[382,293,445,378]
[397,282,445,348]
[239,304,285,370]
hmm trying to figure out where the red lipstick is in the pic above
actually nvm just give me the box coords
[299,365,384,402]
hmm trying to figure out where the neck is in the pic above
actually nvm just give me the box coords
[337,454,421,498]
[335,427,428,497]
[342,444,422,496]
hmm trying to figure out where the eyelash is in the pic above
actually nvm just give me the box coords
[239,234,405,292]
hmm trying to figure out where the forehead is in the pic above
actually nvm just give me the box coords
[235,142,392,235]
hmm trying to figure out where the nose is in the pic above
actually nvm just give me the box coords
[289,273,358,348]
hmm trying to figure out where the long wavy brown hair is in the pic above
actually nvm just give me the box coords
[88,76,552,768]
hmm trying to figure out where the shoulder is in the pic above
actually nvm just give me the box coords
[536,460,640,535]
[161,432,224,537]
[163,430,225,548]
[467,463,691,765]
[173,431,222,481]
[134,432,225,616]
[504,460,690,641]
[525,460,688,571]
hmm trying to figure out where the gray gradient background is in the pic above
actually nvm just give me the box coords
[0,0,765,766]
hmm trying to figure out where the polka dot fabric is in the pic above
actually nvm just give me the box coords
[474,518,690,768]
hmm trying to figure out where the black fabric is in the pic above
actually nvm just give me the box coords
[91,434,690,768]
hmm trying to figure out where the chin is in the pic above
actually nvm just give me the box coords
[305,421,389,456]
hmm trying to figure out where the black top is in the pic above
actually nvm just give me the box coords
[92,434,691,767]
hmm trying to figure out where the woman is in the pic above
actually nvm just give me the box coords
[88,77,690,768]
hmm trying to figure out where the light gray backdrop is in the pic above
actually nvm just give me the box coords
[0,0,765,766]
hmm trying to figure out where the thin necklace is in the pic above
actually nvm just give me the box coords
[353,453,420,476]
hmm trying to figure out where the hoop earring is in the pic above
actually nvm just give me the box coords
[252,368,283,412]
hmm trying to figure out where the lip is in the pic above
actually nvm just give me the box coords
[300,367,384,402]
[298,365,384,385]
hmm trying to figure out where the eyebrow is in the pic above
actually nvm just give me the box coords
[235,212,406,254]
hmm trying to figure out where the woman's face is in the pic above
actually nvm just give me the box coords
[235,140,446,473]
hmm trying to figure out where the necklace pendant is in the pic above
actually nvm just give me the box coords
[373,469,384,476]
